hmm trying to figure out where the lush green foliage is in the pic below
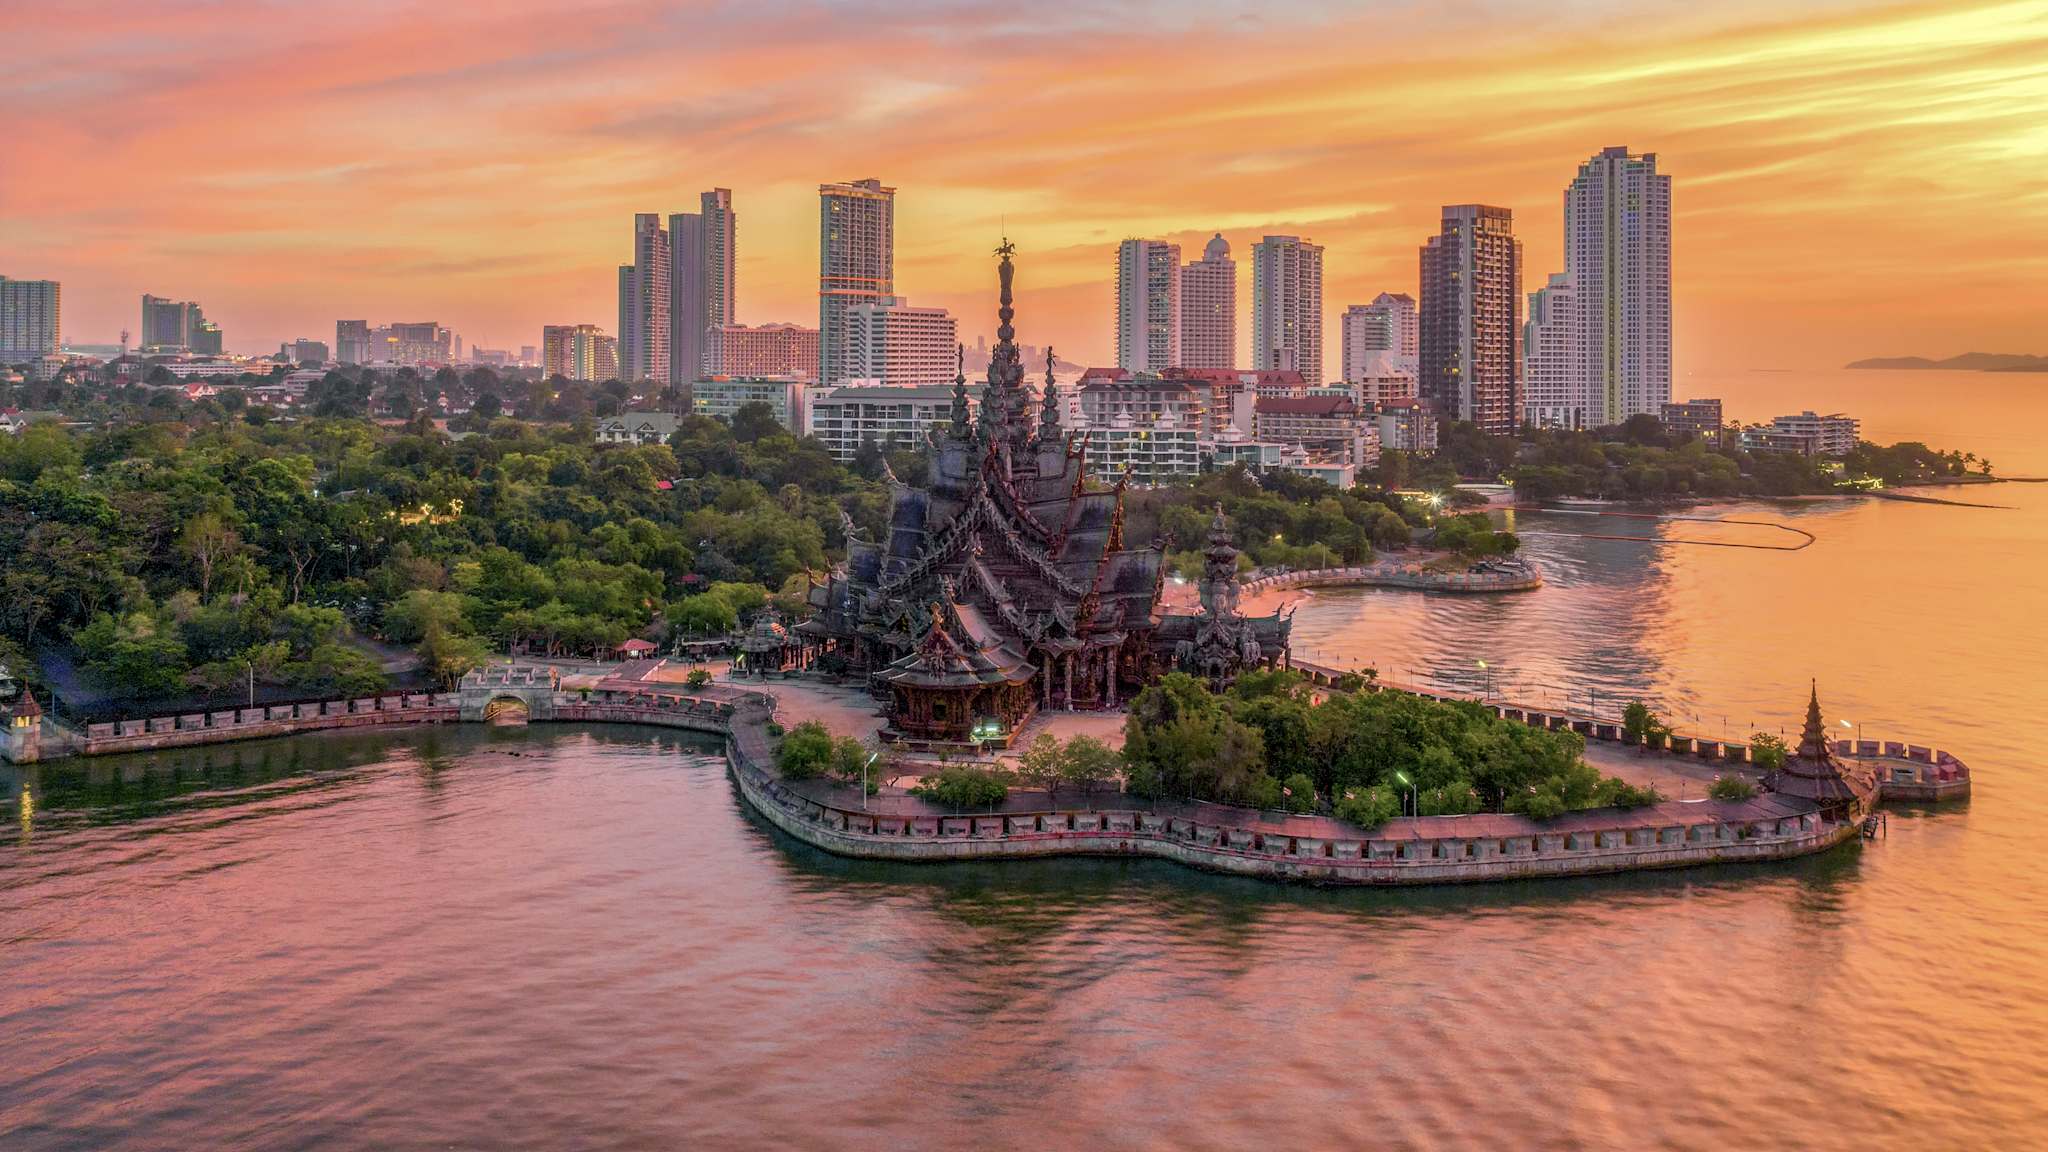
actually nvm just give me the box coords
[1622,700,1673,745]
[1123,672,1656,827]
[1398,415,1987,499]
[0,376,907,708]
[910,765,1012,809]
[1749,732,1789,771]
[1015,733,1120,798]
[1709,775,1759,802]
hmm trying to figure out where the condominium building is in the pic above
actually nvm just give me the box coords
[1252,236,1325,386]
[1366,398,1439,455]
[542,324,618,382]
[689,375,823,434]
[1661,398,1724,442]
[280,339,330,364]
[818,178,895,386]
[1419,205,1523,434]
[1344,361,1418,407]
[379,322,452,368]
[1340,292,1417,380]
[1522,273,1584,428]
[1253,394,1367,461]
[1115,238,1180,372]
[807,383,960,461]
[1564,147,1672,424]
[141,294,211,353]
[1075,372,1206,430]
[336,320,372,364]
[709,322,819,381]
[618,213,670,382]
[1767,411,1859,457]
[845,298,957,389]
[0,277,60,361]
[1074,414,1205,487]
[670,187,737,383]
[1179,234,1236,370]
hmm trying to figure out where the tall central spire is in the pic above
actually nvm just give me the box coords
[984,238,1034,454]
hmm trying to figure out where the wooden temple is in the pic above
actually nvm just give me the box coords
[798,243,1291,748]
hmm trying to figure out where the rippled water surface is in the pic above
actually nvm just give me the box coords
[6,375,2048,1150]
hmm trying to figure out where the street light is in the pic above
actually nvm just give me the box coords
[1477,660,1492,701]
[1393,770,1416,818]
[1841,718,1861,756]
[862,751,878,811]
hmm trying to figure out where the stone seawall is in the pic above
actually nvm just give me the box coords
[29,678,1949,888]
[71,694,460,757]
[720,715,1863,885]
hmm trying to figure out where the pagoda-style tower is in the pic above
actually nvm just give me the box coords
[1761,682,1872,819]
[796,241,1295,743]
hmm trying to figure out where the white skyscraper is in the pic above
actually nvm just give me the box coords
[1522,273,1584,428]
[1340,292,1417,381]
[819,178,895,386]
[1564,146,1672,424]
[1252,236,1325,386]
[1116,238,1180,372]
[1179,234,1236,370]
[846,297,958,388]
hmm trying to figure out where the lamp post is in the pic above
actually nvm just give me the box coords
[1841,718,1861,757]
[862,751,877,811]
[1477,660,1492,702]
[1393,770,1415,818]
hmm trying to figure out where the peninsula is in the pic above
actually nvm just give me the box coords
[1846,352,2048,372]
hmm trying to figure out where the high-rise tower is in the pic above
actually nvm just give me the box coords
[1252,236,1325,386]
[1179,234,1237,370]
[618,213,670,383]
[1115,239,1181,372]
[1565,147,1672,424]
[818,179,895,386]
[1420,205,1522,433]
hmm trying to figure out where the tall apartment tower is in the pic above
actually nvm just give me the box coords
[0,277,61,361]
[1115,239,1181,372]
[141,294,206,351]
[617,213,670,383]
[1565,147,1672,424]
[818,179,895,386]
[1340,292,1417,381]
[1251,236,1325,386]
[1179,234,1236,370]
[336,320,371,364]
[1419,205,1523,434]
[1522,273,1583,428]
[669,212,705,384]
[671,188,738,385]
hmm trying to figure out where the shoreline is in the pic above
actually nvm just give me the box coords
[10,672,1970,888]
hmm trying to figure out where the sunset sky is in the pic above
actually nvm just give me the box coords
[4,0,2044,377]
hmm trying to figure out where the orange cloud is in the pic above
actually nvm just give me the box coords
[2,0,2042,371]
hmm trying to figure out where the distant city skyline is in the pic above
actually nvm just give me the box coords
[5,2,2041,375]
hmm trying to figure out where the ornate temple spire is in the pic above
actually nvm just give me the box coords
[1798,679,1832,760]
[950,344,972,439]
[985,238,1032,452]
[1200,504,1242,619]
[1037,345,1062,440]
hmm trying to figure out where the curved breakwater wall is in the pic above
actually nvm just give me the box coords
[22,677,1969,886]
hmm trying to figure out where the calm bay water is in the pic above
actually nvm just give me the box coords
[5,370,2048,1150]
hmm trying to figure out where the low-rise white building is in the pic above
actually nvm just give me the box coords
[1767,411,1858,457]
[688,375,827,435]
[807,385,965,462]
